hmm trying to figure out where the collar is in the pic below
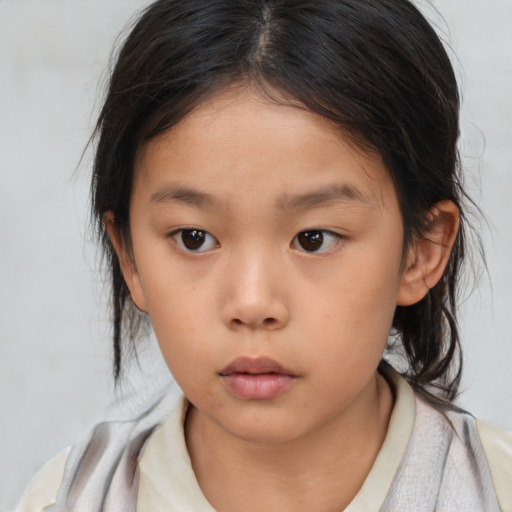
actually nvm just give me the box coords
[137,368,415,512]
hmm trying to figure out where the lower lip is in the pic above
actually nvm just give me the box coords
[221,373,295,400]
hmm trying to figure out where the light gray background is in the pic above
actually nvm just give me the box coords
[1,0,510,509]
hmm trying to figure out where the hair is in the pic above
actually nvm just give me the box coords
[91,0,472,406]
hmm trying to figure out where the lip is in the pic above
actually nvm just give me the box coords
[220,356,294,376]
[219,357,296,400]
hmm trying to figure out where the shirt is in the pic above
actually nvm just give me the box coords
[15,369,512,511]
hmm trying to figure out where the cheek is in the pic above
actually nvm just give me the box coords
[134,266,200,353]
[134,240,213,320]
[307,250,401,318]
[137,264,222,373]
[297,253,402,363]
[148,293,213,397]
[146,283,208,347]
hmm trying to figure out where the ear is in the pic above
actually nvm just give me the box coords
[396,200,459,306]
[103,212,147,312]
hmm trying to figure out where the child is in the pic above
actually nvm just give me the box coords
[15,0,512,510]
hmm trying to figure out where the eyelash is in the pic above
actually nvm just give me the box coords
[169,228,344,254]
[291,230,343,254]
[170,228,219,253]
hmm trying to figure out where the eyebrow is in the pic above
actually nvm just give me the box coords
[275,183,373,211]
[149,185,217,209]
[149,183,373,211]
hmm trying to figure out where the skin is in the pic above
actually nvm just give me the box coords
[107,86,459,511]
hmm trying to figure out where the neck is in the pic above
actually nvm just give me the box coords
[186,372,394,512]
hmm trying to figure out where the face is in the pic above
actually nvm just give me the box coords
[123,87,408,444]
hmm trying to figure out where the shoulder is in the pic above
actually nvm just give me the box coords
[14,446,71,512]
[477,418,512,512]
[383,373,509,511]
[421,398,512,511]
[14,391,177,512]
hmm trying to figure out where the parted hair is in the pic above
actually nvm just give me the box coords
[91,0,473,406]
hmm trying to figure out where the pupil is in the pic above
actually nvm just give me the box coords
[182,230,205,250]
[298,231,323,251]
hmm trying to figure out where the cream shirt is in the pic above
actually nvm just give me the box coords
[15,371,512,511]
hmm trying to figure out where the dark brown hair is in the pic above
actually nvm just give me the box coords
[91,0,473,405]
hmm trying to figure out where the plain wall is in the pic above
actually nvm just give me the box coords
[1,0,511,509]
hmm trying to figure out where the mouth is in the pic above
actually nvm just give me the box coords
[219,357,296,400]
[219,356,295,376]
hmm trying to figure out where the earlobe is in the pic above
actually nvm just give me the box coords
[103,212,148,312]
[396,200,460,306]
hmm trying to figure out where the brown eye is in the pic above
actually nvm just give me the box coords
[292,230,341,253]
[173,229,218,252]
[298,231,323,251]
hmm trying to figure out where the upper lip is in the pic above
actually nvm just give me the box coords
[219,356,295,376]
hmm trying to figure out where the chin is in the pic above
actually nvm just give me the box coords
[218,412,307,445]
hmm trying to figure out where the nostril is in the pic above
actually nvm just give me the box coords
[231,317,278,328]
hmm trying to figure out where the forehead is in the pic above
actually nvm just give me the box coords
[134,86,396,212]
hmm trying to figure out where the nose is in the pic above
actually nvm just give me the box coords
[221,249,290,331]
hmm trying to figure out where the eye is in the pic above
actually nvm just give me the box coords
[291,230,341,253]
[172,229,219,253]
